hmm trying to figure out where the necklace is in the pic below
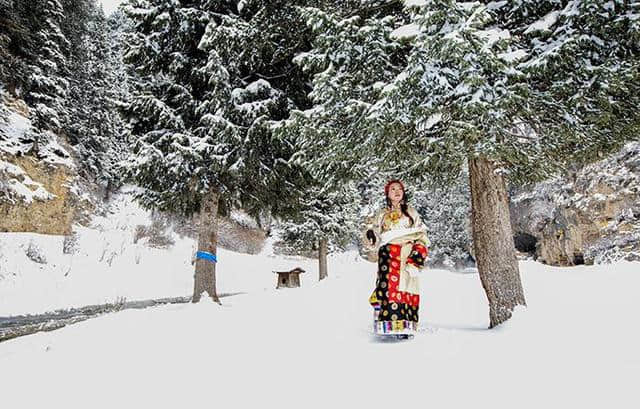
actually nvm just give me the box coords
[386,208,402,224]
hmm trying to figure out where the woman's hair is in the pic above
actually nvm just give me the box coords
[385,187,414,227]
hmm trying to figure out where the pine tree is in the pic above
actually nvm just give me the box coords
[279,180,360,280]
[26,0,70,136]
[413,178,472,270]
[123,0,222,303]
[123,0,313,302]
[281,5,408,185]
[64,2,128,191]
[0,0,33,97]
[1,0,129,181]
[288,0,640,327]
[0,0,74,159]
[274,3,414,279]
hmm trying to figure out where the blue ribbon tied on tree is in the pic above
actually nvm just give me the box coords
[196,251,217,263]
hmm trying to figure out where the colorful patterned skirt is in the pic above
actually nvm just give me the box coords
[369,242,427,335]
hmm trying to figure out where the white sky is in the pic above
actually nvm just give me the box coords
[99,0,126,15]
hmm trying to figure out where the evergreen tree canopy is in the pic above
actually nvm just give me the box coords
[279,6,408,184]
[123,0,315,219]
[27,0,70,133]
[286,0,640,186]
[278,180,360,254]
[66,4,129,188]
[1,0,127,187]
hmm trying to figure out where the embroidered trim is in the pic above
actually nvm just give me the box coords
[374,319,418,334]
[387,244,420,307]
[372,306,418,334]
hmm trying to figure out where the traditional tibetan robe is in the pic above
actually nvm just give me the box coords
[365,206,430,335]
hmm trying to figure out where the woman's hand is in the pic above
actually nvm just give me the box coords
[366,229,376,245]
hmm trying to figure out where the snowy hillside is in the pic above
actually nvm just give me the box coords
[511,141,640,266]
[1,250,638,408]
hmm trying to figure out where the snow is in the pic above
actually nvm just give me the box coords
[38,132,75,168]
[422,112,442,130]
[98,0,125,15]
[0,105,74,168]
[1,254,638,407]
[390,23,421,40]
[404,0,427,6]
[0,160,55,204]
[1,193,639,408]
[486,1,508,11]
[0,189,315,316]
[499,48,528,62]
[476,28,511,48]
[524,11,560,34]
[0,110,31,156]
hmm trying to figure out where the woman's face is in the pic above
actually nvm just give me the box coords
[387,182,404,204]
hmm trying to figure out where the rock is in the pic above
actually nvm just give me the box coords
[511,142,640,266]
[0,156,92,235]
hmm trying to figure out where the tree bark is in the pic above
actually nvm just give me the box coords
[318,238,328,281]
[192,190,221,304]
[468,156,526,328]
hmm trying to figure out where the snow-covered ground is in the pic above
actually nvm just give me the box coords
[0,189,314,316]
[1,193,638,408]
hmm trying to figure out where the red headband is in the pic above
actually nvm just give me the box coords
[384,179,405,196]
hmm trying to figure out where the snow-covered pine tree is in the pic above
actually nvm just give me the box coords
[1,0,128,179]
[0,0,21,98]
[123,0,313,302]
[290,0,640,327]
[275,2,413,279]
[0,0,10,126]
[0,0,38,98]
[280,4,408,185]
[0,0,77,161]
[64,2,128,192]
[123,0,226,303]
[369,1,531,328]
[279,180,360,280]
[413,178,472,270]
[198,0,321,222]
[26,0,70,139]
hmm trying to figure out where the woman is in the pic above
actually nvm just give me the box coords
[365,179,430,339]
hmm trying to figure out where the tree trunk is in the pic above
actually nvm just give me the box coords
[192,190,221,304]
[468,156,526,328]
[318,238,328,281]
[7,81,17,97]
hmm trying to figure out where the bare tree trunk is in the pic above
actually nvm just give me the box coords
[192,190,220,304]
[318,238,328,281]
[469,156,526,328]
